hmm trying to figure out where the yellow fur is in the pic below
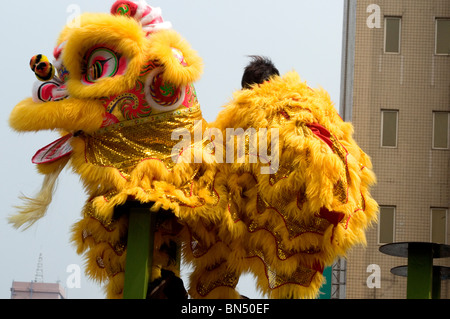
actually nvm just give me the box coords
[9,98,104,133]
[147,29,204,86]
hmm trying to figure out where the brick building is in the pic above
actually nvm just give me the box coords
[339,0,450,298]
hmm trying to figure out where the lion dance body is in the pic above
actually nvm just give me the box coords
[8,0,377,299]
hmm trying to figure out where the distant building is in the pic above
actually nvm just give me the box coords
[339,0,450,298]
[10,253,66,299]
[10,281,66,299]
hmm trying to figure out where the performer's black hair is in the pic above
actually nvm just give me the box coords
[241,55,280,89]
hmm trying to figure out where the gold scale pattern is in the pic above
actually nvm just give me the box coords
[83,105,203,175]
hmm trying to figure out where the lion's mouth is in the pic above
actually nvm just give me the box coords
[32,79,69,103]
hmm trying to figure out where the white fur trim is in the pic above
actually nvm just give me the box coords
[135,0,147,20]
[143,21,172,33]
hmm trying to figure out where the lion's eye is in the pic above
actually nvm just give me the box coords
[88,58,112,81]
[82,47,126,84]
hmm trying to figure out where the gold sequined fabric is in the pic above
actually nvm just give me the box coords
[248,249,318,289]
[83,105,203,175]
[196,270,239,297]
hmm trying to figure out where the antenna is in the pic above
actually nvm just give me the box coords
[34,253,44,283]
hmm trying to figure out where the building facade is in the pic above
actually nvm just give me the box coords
[10,281,66,299]
[340,0,450,298]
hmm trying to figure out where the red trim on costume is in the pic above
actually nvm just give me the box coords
[306,123,333,149]
[279,110,291,120]
[318,207,345,226]
[344,192,366,229]
[307,122,351,204]
[312,260,325,274]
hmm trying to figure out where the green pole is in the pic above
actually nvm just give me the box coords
[318,266,333,299]
[123,204,155,299]
[432,267,441,299]
[406,243,433,299]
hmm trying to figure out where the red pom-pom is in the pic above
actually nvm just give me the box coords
[111,1,138,17]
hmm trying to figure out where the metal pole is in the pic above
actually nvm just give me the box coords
[406,243,433,299]
[123,204,156,299]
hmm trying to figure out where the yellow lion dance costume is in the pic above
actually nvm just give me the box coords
[8,1,377,299]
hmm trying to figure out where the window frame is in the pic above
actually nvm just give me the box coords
[378,206,396,245]
[384,16,402,54]
[430,208,448,244]
[435,18,450,55]
[381,109,399,148]
[432,111,450,150]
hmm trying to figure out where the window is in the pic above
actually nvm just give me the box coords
[436,18,450,55]
[384,17,401,53]
[431,208,448,244]
[381,110,398,148]
[378,206,395,244]
[433,112,449,149]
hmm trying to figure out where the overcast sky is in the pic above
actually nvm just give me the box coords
[0,0,344,299]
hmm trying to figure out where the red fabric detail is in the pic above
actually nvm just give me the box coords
[279,110,291,120]
[101,112,120,128]
[39,82,58,101]
[141,4,152,17]
[116,56,128,76]
[149,16,164,25]
[306,123,333,149]
[312,260,324,274]
[53,42,64,60]
[319,207,345,226]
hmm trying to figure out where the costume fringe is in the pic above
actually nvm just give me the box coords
[9,156,69,230]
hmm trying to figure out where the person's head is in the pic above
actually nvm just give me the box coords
[241,55,279,89]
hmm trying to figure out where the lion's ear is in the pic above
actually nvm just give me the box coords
[147,30,203,87]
